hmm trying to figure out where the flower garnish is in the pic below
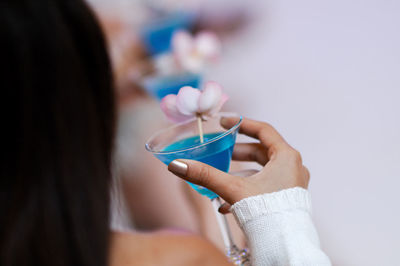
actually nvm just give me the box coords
[160,81,228,123]
[160,81,228,143]
[172,30,221,73]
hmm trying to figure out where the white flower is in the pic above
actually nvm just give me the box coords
[160,81,228,123]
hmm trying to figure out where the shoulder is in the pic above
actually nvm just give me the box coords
[109,230,231,266]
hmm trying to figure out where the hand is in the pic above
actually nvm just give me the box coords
[168,118,310,213]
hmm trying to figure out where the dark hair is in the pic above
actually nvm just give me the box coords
[0,0,115,266]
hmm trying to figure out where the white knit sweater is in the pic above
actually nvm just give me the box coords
[231,187,331,266]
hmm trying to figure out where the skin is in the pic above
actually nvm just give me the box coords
[110,117,310,265]
[109,231,231,266]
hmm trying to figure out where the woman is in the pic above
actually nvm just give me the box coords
[0,0,330,265]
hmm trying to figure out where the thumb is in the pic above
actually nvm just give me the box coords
[168,159,243,204]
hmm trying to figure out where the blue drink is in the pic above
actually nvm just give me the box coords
[154,132,237,199]
[145,114,250,263]
[140,12,196,56]
[142,73,201,101]
[156,132,236,199]
[162,133,234,172]
[146,114,242,199]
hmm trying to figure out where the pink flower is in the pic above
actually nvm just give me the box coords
[172,30,221,73]
[160,81,228,123]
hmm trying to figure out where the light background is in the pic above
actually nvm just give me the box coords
[208,0,400,265]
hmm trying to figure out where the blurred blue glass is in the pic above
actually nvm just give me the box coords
[142,72,202,101]
[140,12,196,56]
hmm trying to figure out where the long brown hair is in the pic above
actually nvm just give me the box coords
[0,0,115,265]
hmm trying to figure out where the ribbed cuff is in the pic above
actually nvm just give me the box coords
[231,187,312,226]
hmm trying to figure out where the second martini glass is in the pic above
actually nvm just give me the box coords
[142,72,202,101]
[145,112,250,265]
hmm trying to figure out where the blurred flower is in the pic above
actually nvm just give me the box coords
[160,81,228,122]
[172,30,221,73]
[153,53,178,76]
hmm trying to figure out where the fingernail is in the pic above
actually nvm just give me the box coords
[168,160,188,176]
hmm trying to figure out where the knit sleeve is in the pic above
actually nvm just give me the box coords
[231,187,331,266]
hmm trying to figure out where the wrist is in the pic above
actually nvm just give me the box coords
[230,187,312,226]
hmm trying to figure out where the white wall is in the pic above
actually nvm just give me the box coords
[209,0,400,265]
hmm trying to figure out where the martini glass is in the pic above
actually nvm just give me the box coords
[145,113,250,265]
[142,72,202,101]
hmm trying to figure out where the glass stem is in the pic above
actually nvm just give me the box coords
[211,197,236,252]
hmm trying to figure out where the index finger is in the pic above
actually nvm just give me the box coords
[221,117,287,150]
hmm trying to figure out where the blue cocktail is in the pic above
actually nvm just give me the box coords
[159,132,235,199]
[142,72,201,101]
[145,114,250,265]
[145,114,241,199]
[140,12,196,56]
